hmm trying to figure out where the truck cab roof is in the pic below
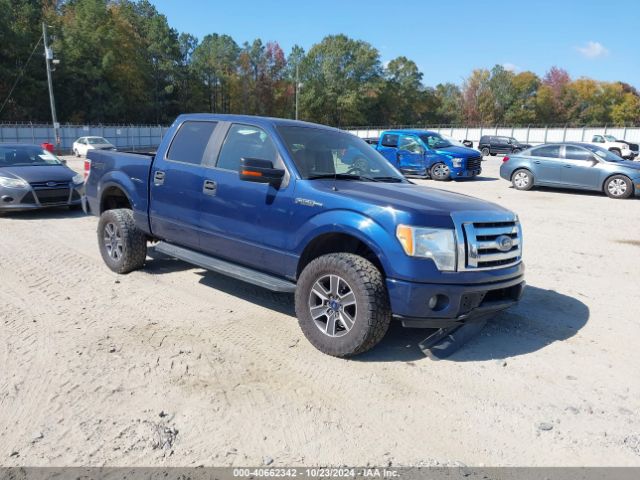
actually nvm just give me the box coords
[173,113,340,133]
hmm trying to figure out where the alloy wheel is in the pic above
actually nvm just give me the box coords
[608,178,627,197]
[103,222,124,260]
[308,274,357,338]
[514,171,529,188]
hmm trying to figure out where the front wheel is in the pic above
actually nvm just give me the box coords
[98,209,147,273]
[604,175,632,199]
[481,147,490,156]
[295,253,391,357]
[512,169,534,191]
[430,162,451,181]
[609,148,622,158]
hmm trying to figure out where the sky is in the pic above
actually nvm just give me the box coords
[151,0,639,87]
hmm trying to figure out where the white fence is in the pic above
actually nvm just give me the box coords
[0,123,169,152]
[347,126,640,145]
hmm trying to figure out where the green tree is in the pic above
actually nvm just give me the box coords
[192,33,239,113]
[505,71,540,124]
[299,34,382,126]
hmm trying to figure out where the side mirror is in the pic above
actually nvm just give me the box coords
[60,159,67,165]
[239,158,285,185]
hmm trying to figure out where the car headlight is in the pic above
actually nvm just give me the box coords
[396,225,456,271]
[72,173,84,184]
[0,176,29,189]
[451,157,463,168]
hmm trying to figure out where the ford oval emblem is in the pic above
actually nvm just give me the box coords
[46,181,57,187]
[495,235,513,252]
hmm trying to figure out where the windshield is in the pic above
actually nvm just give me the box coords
[583,144,624,162]
[0,146,63,167]
[418,133,452,149]
[603,135,618,142]
[87,137,109,145]
[277,127,406,182]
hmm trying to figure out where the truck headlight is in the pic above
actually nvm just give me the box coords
[452,157,463,168]
[0,176,29,189]
[396,225,456,271]
[72,173,84,185]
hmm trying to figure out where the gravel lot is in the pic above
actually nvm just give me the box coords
[1,155,639,467]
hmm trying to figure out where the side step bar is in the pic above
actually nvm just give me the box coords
[153,242,297,293]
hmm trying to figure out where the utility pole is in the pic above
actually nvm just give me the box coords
[42,22,60,151]
[295,64,299,120]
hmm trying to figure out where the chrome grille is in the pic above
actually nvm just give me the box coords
[452,212,522,271]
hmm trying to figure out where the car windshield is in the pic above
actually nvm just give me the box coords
[87,137,109,145]
[277,126,406,182]
[418,133,452,149]
[0,146,63,167]
[583,144,624,162]
[603,135,618,142]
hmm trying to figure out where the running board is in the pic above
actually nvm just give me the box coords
[153,242,297,293]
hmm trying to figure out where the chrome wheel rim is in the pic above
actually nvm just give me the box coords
[103,222,123,261]
[608,179,627,196]
[433,164,450,179]
[514,171,529,188]
[308,274,357,338]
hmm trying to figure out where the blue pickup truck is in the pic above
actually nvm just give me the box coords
[84,114,525,357]
[371,129,482,180]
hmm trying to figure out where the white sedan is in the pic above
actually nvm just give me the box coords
[72,136,116,157]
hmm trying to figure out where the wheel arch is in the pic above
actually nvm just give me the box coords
[601,172,633,192]
[100,183,133,213]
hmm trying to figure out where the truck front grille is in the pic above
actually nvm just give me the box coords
[466,156,482,170]
[452,213,522,271]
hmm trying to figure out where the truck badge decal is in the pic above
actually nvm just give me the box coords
[295,198,323,208]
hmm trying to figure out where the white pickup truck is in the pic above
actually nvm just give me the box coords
[590,135,638,160]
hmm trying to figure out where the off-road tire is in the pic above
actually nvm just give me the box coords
[295,253,391,357]
[98,208,147,274]
[481,147,490,156]
[604,175,633,199]
[512,168,534,191]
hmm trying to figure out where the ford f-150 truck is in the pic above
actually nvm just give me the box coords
[84,114,525,357]
[372,129,482,180]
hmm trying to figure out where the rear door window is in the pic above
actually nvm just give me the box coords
[380,134,398,148]
[167,121,218,165]
[398,135,423,154]
[531,145,561,158]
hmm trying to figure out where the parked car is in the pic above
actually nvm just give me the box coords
[0,143,84,213]
[84,114,525,357]
[72,136,116,157]
[478,135,531,157]
[373,129,482,180]
[590,134,638,160]
[499,142,640,199]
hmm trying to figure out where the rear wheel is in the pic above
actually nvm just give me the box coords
[430,162,451,181]
[512,148,521,154]
[295,253,391,357]
[512,169,534,191]
[481,147,490,156]
[604,175,632,199]
[98,209,147,273]
[74,149,80,157]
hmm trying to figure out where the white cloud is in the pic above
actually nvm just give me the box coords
[502,63,519,72]
[576,41,609,58]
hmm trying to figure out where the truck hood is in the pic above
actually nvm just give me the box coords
[0,165,76,184]
[310,180,510,219]
[434,145,480,158]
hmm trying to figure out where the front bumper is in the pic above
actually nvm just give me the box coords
[453,168,481,179]
[0,184,84,212]
[387,274,525,328]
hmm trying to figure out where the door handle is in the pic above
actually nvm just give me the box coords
[153,170,165,186]
[533,160,541,164]
[563,164,572,168]
[203,179,217,195]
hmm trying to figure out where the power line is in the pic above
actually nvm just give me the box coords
[0,34,43,118]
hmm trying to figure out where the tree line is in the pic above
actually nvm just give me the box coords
[1,0,639,127]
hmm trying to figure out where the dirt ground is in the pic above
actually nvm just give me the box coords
[1,156,639,467]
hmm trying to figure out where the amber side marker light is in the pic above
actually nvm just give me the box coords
[241,170,262,177]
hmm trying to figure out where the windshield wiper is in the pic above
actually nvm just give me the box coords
[371,176,404,183]
[307,173,379,182]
